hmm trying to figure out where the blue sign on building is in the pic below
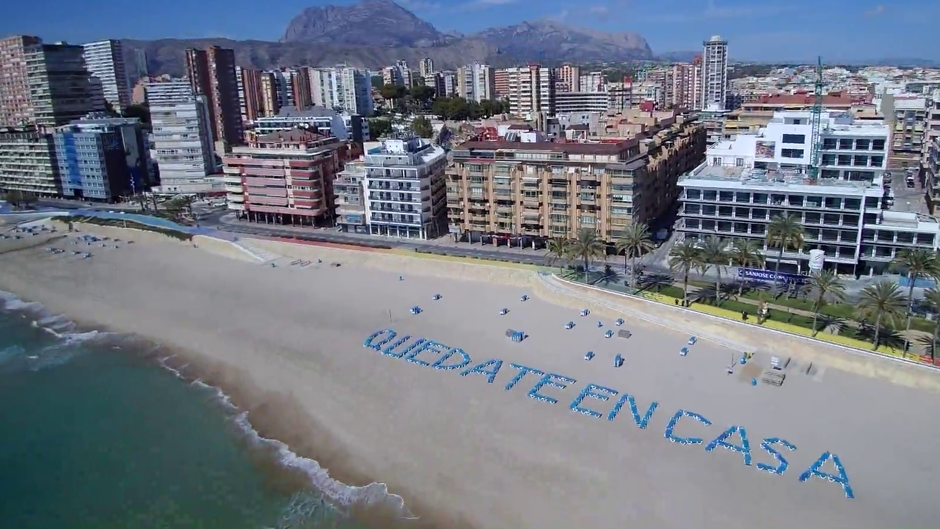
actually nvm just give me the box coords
[737,268,809,285]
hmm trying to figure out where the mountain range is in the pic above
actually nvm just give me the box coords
[124,0,653,77]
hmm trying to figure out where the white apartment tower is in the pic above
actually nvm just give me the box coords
[505,66,555,117]
[310,67,374,117]
[420,57,434,77]
[700,35,729,110]
[457,64,495,103]
[82,39,131,112]
[146,80,217,194]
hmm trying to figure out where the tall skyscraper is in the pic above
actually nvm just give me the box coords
[457,64,495,103]
[239,68,263,122]
[310,67,373,116]
[292,67,313,110]
[82,40,130,113]
[146,80,217,194]
[419,57,434,77]
[184,46,244,145]
[25,42,98,127]
[0,35,42,127]
[700,35,728,110]
[259,72,280,117]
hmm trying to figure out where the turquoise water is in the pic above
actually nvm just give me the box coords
[0,298,358,529]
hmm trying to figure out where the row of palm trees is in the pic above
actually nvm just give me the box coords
[545,215,940,355]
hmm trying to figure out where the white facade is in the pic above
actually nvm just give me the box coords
[700,35,729,110]
[678,110,940,274]
[505,66,554,117]
[146,80,218,195]
[457,64,494,103]
[82,40,130,112]
[253,108,369,142]
[362,138,448,240]
[310,67,373,117]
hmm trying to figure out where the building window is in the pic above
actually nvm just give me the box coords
[838,139,853,149]
[712,157,721,166]
[823,138,837,149]
[781,149,804,159]
[872,139,885,151]
[735,158,744,166]
[782,134,805,144]
[855,139,870,150]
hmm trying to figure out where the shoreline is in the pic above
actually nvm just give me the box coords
[0,288,456,529]
[3,224,940,528]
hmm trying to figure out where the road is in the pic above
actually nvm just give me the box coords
[28,199,899,298]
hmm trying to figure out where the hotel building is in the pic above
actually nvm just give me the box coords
[700,35,729,110]
[678,110,940,275]
[53,116,151,201]
[223,129,357,226]
[252,107,370,143]
[361,137,448,239]
[26,41,98,127]
[184,46,244,145]
[447,116,705,243]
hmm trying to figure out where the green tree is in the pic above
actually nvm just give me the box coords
[411,116,433,138]
[368,118,393,139]
[122,104,151,125]
[410,85,436,108]
[371,76,385,90]
[920,288,940,362]
[1,189,25,208]
[857,281,908,351]
[804,270,846,336]
[766,214,805,289]
[669,239,700,307]
[891,248,940,336]
[698,235,729,305]
[545,237,572,273]
[615,221,654,288]
[569,228,606,282]
[730,238,765,295]
[380,84,408,102]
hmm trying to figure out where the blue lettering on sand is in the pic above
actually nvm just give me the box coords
[362,328,855,499]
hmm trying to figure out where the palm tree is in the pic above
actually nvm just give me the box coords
[569,228,607,282]
[891,248,940,336]
[669,238,700,307]
[730,238,765,295]
[615,222,655,288]
[921,287,940,363]
[765,214,805,287]
[545,237,571,273]
[698,235,729,305]
[804,270,846,336]
[857,281,909,351]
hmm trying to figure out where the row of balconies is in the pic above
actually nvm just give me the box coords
[682,193,866,211]
[681,208,861,225]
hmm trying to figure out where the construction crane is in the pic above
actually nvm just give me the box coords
[808,56,824,180]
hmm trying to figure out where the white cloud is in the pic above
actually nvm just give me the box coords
[640,0,798,22]
[397,0,441,9]
[453,0,518,10]
[589,6,609,14]
[547,9,570,21]
[864,5,885,16]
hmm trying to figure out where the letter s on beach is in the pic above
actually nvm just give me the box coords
[364,329,396,351]
[570,383,618,418]
[757,437,796,476]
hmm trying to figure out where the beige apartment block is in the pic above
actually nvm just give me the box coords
[446,118,705,242]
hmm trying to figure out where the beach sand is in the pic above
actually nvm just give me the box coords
[0,226,938,529]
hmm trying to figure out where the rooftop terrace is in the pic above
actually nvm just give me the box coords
[680,163,884,195]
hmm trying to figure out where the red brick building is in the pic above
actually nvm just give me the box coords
[222,129,360,226]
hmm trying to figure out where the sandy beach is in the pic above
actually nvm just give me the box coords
[1,223,939,529]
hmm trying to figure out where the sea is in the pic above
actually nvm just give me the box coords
[0,291,408,529]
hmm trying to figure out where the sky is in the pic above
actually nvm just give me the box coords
[2,0,937,62]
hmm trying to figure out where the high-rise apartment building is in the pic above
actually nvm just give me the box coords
[259,72,280,117]
[126,48,148,81]
[292,67,313,110]
[239,68,263,123]
[146,80,217,194]
[184,46,244,145]
[310,67,373,116]
[419,57,434,77]
[53,116,151,201]
[494,69,510,99]
[223,129,356,225]
[0,126,59,196]
[82,40,130,112]
[700,35,729,110]
[504,66,555,117]
[26,42,98,127]
[0,35,42,128]
[362,137,448,239]
[881,94,928,170]
[457,64,495,103]
[579,72,605,93]
[556,65,580,93]
[442,72,457,98]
